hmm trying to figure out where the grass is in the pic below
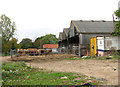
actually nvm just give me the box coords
[0,53,2,56]
[2,62,102,85]
[85,54,120,60]
[59,54,120,60]
[56,57,82,60]
[0,53,10,56]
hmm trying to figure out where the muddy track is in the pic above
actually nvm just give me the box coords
[26,59,118,85]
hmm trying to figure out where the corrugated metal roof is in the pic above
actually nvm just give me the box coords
[72,20,114,33]
[59,32,63,41]
[43,44,58,48]
[63,28,69,36]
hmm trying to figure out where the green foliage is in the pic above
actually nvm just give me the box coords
[41,34,58,44]
[33,37,43,49]
[113,21,120,36]
[2,38,21,54]
[2,62,27,71]
[0,14,16,43]
[20,34,58,49]
[114,8,120,36]
[32,34,58,49]
[2,62,100,85]
[0,14,17,54]
[60,55,119,60]
[20,38,33,49]
[114,8,120,18]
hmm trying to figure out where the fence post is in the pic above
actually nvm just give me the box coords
[10,49,12,59]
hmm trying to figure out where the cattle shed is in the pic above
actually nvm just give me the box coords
[59,20,115,57]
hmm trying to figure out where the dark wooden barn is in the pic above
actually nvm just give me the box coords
[59,20,115,57]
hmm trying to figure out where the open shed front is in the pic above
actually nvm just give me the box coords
[90,36,120,56]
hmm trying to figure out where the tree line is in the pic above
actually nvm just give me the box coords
[0,14,58,55]
[20,34,58,49]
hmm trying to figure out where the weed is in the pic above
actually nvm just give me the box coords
[2,62,102,85]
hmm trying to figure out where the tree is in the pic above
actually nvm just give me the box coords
[20,38,33,49]
[20,34,58,49]
[114,8,120,18]
[113,21,120,36]
[41,34,58,44]
[33,37,43,49]
[32,34,58,49]
[114,8,120,36]
[0,14,16,43]
[10,38,21,50]
[0,14,16,54]
[3,38,21,54]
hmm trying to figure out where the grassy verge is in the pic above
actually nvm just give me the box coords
[2,62,102,85]
[59,54,120,60]
[0,54,10,56]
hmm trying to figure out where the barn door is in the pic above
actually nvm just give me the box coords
[90,37,97,56]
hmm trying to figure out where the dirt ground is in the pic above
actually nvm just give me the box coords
[1,54,119,85]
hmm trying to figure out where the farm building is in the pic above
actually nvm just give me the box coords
[43,44,59,53]
[59,20,115,57]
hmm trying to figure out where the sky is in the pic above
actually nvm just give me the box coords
[0,0,119,43]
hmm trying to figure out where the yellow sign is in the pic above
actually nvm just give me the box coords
[90,37,97,57]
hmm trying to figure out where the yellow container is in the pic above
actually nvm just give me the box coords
[90,37,97,57]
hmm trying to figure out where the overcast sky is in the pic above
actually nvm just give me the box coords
[0,0,119,43]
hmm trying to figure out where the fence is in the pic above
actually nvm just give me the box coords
[16,49,60,57]
[58,46,79,56]
[11,47,80,58]
[72,46,79,56]
[10,49,17,58]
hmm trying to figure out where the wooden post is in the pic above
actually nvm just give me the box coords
[10,49,12,59]
[79,44,81,57]
[79,34,82,57]
[67,38,69,54]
